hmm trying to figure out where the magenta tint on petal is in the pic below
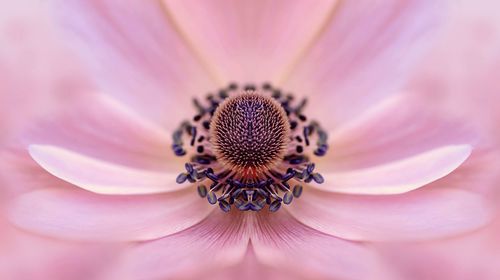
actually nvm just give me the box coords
[106,211,249,280]
[283,0,445,127]
[53,0,216,128]
[19,93,177,172]
[288,188,492,242]
[316,145,471,195]
[28,145,183,195]
[163,0,338,83]
[324,95,478,171]
[8,188,212,242]
[249,211,389,280]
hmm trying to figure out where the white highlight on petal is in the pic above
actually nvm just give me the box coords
[316,145,472,195]
[29,145,184,195]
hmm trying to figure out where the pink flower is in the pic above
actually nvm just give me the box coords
[1,1,496,279]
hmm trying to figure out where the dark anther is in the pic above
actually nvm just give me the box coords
[219,90,228,99]
[193,114,202,121]
[192,98,205,113]
[228,83,238,90]
[190,127,197,146]
[205,171,218,182]
[262,82,272,90]
[298,114,307,121]
[192,155,215,164]
[207,192,217,204]
[296,146,303,153]
[197,146,204,153]
[292,185,303,198]
[282,171,296,182]
[290,120,298,130]
[306,163,315,174]
[269,200,282,212]
[244,84,256,91]
[295,99,307,113]
[185,163,194,173]
[176,173,188,184]
[312,173,325,184]
[272,90,282,99]
[303,127,310,146]
[202,120,210,130]
[283,192,293,205]
[219,200,231,212]
[187,175,196,183]
[197,135,205,142]
[197,185,208,197]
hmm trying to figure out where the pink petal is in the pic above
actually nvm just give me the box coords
[19,93,177,172]
[53,0,216,127]
[162,0,339,83]
[28,145,182,195]
[8,187,212,242]
[250,211,389,279]
[317,145,471,195]
[0,219,120,280]
[105,211,249,280]
[284,0,445,127]
[377,216,500,280]
[288,188,492,242]
[324,95,477,171]
[204,245,302,280]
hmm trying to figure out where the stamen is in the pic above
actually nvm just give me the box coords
[172,83,329,212]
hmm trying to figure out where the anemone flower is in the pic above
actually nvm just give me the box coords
[1,1,495,279]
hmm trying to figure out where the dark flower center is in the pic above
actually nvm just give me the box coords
[172,83,328,212]
[210,93,290,176]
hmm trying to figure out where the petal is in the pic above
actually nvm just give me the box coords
[105,211,249,280]
[316,145,471,195]
[53,0,216,127]
[323,95,477,171]
[249,211,389,279]
[0,219,120,280]
[284,0,445,127]
[19,93,177,172]
[288,188,492,242]
[8,187,212,242]
[28,145,182,195]
[377,216,500,280]
[162,0,339,84]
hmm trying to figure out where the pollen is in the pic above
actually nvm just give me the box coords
[210,92,290,175]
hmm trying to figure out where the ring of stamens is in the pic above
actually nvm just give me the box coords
[172,83,329,212]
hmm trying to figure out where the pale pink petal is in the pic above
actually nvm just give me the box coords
[0,2,90,144]
[317,145,471,195]
[250,211,389,279]
[8,187,212,242]
[162,0,339,83]
[204,245,302,280]
[105,211,249,280]
[377,216,500,280]
[53,0,216,127]
[0,219,120,280]
[323,95,477,171]
[28,145,182,195]
[284,0,445,127]
[18,93,177,172]
[288,188,492,242]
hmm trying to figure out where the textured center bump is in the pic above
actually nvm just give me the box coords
[210,92,290,174]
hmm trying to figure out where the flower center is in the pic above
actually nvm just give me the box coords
[210,93,290,176]
[172,83,328,212]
